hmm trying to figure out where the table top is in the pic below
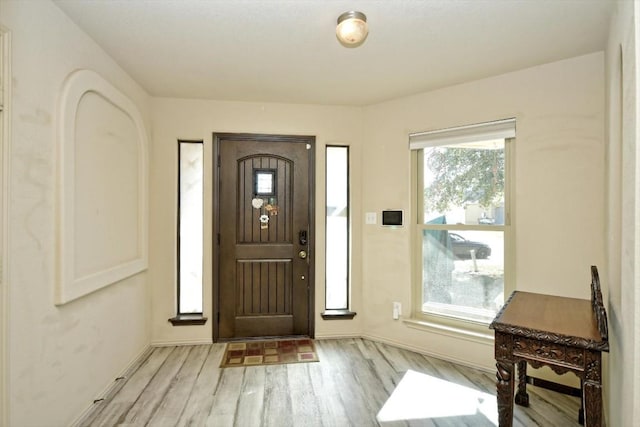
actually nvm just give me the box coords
[490,291,608,351]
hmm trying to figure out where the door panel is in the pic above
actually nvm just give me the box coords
[236,155,292,244]
[216,134,314,340]
[236,260,291,314]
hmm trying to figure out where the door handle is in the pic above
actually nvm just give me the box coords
[298,250,307,259]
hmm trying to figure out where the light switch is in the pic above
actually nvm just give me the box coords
[365,212,377,225]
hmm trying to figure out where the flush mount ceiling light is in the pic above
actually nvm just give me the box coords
[336,11,368,47]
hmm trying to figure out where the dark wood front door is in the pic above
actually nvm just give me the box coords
[214,133,314,340]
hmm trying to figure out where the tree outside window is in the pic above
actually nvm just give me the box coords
[419,139,509,323]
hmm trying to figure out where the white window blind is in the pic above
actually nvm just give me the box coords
[409,118,516,150]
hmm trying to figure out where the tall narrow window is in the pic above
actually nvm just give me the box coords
[178,141,204,314]
[411,119,514,325]
[325,146,350,312]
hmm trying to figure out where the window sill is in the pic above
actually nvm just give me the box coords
[321,310,357,320]
[402,316,494,345]
[168,314,208,326]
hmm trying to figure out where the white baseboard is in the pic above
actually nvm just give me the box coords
[314,332,362,340]
[360,332,494,373]
[151,338,214,347]
[314,332,492,373]
[70,344,152,427]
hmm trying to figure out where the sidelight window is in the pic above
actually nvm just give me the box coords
[177,140,204,315]
[324,146,352,315]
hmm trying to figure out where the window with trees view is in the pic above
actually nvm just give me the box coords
[412,119,514,324]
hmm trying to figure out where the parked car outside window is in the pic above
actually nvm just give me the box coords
[449,233,491,259]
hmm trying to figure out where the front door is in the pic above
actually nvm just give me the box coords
[215,133,314,340]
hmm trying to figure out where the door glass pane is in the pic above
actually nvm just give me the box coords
[179,142,203,314]
[326,146,349,310]
[254,169,276,196]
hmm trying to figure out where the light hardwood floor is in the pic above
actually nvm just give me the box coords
[79,338,582,426]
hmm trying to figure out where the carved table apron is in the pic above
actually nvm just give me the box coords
[490,290,609,427]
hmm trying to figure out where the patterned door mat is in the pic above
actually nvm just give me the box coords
[220,338,319,367]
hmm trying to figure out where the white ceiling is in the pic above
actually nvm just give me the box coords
[53,0,614,106]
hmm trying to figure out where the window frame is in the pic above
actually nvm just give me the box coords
[169,139,207,326]
[322,145,356,319]
[410,131,514,335]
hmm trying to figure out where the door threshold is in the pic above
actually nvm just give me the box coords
[217,334,313,343]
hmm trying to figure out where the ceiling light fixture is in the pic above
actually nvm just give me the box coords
[336,11,368,47]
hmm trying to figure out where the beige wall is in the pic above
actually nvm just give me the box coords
[360,52,606,370]
[1,1,152,425]
[151,53,607,373]
[149,99,365,345]
[605,1,640,425]
[0,0,625,424]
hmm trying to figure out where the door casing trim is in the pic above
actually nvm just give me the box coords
[212,132,316,342]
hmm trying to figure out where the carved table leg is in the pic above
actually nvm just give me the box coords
[578,378,584,425]
[496,361,515,427]
[583,351,603,427]
[583,382,602,427]
[514,360,529,407]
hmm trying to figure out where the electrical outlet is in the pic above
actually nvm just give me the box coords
[393,302,402,319]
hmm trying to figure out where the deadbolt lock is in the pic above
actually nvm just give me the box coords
[298,250,307,259]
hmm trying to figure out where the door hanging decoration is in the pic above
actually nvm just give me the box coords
[253,169,279,229]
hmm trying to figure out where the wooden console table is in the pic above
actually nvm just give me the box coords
[489,266,609,427]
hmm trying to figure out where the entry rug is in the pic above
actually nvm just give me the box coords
[220,338,319,367]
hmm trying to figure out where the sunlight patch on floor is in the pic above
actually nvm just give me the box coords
[377,369,498,425]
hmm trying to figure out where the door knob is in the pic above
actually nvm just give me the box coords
[298,250,307,259]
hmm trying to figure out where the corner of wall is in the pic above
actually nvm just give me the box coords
[0,23,12,427]
[604,0,640,425]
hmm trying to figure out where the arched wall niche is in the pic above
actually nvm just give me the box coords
[56,69,148,305]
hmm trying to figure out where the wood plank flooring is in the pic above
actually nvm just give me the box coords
[78,338,582,426]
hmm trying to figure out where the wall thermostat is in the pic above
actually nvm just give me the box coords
[381,210,404,227]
